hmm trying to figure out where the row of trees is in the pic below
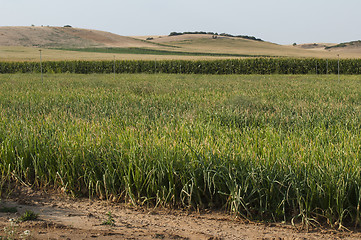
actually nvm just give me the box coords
[169,31,263,41]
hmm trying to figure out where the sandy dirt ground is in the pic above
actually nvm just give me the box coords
[0,187,361,240]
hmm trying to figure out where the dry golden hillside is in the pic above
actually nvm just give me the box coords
[0,26,360,60]
[134,34,361,58]
[0,26,159,48]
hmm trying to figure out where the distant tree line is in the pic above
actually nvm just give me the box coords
[169,31,263,42]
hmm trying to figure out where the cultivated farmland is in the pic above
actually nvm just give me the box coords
[1,73,361,233]
[2,25,361,239]
[2,27,361,61]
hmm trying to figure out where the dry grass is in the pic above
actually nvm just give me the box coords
[1,27,361,60]
[0,46,242,62]
[59,27,163,48]
[135,34,361,59]
[0,26,164,49]
[0,26,100,48]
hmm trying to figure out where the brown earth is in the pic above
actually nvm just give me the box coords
[59,27,162,48]
[1,187,361,240]
[0,26,160,49]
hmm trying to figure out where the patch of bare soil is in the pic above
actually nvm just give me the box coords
[0,187,361,240]
[59,27,160,48]
[0,26,159,49]
[0,26,101,48]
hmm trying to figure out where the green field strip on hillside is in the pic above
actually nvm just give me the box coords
[135,38,182,48]
[57,47,275,58]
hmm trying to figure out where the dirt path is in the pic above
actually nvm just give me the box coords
[0,187,360,240]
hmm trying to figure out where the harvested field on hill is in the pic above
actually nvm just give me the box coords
[0,26,160,49]
[0,46,239,62]
[1,27,361,59]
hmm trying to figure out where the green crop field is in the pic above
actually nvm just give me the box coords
[0,73,361,228]
[2,58,361,74]
[57,47,268,57]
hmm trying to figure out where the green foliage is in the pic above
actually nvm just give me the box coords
[0,207,17,213]
[101,212,115,226]
[168,31,263,41]
[0,73,361,228]
[1,58,360,74]
[325,41,361,50]
[169,32,183,36]
[18,210,39,222]
[57,47,258,57]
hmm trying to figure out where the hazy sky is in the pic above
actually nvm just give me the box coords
[2,0,360,44]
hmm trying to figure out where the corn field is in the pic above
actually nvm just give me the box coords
[1,58,361,74]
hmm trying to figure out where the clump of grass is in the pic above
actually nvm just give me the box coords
[18,210,39,222]
[101,212,115,226]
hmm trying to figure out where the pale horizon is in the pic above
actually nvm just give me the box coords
[2,0,361,45]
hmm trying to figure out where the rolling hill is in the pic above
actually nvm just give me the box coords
[0,26,360,61]
[0,26,160,48]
